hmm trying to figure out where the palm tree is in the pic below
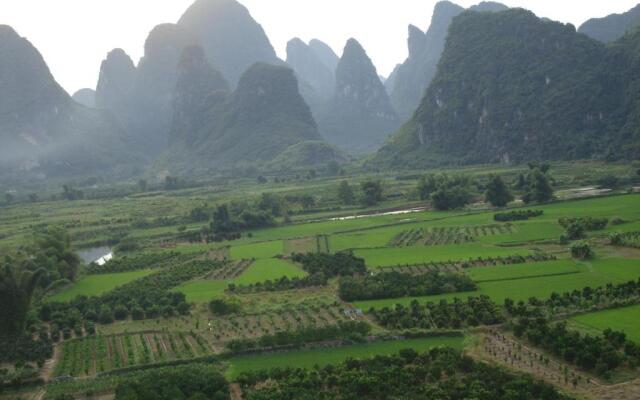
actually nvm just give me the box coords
[0,263,45,338]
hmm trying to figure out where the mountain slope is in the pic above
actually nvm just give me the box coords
[72,89,95,108]
[95,48,136,124]
[579,4,640,43]
[390,1,464,120]
[0,25,134,177]
[177,0,280,86]
[375,9,629,168]
[286,38,334,101]
[133,24,199,153]
[169,45,229,147]
[309,39,339,72]
[317,39,399,154]
[390,1,508,121]
[163,62,339,172]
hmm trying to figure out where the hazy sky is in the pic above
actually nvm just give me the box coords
[1,0,638,94]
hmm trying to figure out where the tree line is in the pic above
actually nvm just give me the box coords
[236,347,571,400]
[513,318,640,379]
[371,296,503,330]
[338,271,476,302]
[227,321,371,352]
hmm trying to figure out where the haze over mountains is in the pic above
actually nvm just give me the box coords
[1,0,640,181]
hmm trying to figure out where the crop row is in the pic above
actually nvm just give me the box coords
[378,253,556,275]
[207,260,253,280]
[54,331,212,377]
[207,305,354,342]
[390,224,514,247]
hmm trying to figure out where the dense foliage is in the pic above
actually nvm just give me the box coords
[208,299,241,316]
[513,318,640,378]
[41,261,223,328]
[114,364,229,399]
[227,321,371,352]
[374,8,638,167]
[485,175,514,207]
[494,209,543,222]
[338,271,476,301]
[418,174,473,210]
[360,180,383,206]
[229,273,327,294]
[610,231,640,248]
[505,278,640,318]
[291,252,366,278]
[237,348,571,400]
[559,216,609,231]
[372,296,503,330]
[570,241,594,259]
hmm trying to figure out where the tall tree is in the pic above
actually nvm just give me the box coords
[337,181,355,205]
[485,175,514,207]
[523,168,554,204]
[0,263,45,338]
[32,228,81,282]
[361,181,384,206]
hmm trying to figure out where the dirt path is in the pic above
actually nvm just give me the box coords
[230,383,244,400]
[40,343,60,382]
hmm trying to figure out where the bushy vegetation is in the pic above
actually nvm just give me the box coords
[485,175,514,207]
[513,318,640,378]
[114,364,228,399]
[208,298,241,316]
[418,174,473,210]
[521,166,555,204]
[229,273,327,294]
[505,278,640,318]
[338,271,476,301]
[40,261,223,328]
[570,241,594,259]
[227,321,371,352]
[237,348,571,399]
[494,209,543,222]
[610,231,640,248]
[371,296,503,330]
[291,252,366,277]
[559,217,609,231]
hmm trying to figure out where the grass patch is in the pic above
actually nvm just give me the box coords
[234,259,306,286]
[355,258,640,309]
[571,305,640,344]
[176,259,305,303]
[49,270,155,302]
[467,260,580,282]
[230,241,283,260]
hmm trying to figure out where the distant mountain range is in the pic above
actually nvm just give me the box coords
[579,4,640,43]
[1,0,640,180]
[0,25,136,178]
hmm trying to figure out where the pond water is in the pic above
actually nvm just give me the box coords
[327,207,427,221]
[78,246,112,264]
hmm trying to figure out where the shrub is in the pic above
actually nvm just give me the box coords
[494,209,543,222]
[571,241,594,260]
[114,305,128,320]
[98,306,114,325]
[208,299,240,316]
